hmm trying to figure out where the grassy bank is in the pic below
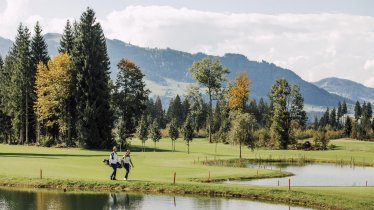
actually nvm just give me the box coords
[1,138,374,209]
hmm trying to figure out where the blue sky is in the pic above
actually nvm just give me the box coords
[1,0,374,86]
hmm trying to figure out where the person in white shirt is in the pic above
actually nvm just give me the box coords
[109,146,119,180]
[122,150,134,181]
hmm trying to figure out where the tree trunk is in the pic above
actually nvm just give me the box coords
[208,90,212,143]
[154,141,156,152]
[188,142,190,154]
[239,141,242,159]
[25,86,28,145]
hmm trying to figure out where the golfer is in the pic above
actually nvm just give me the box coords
[109,146,119,180]
[122,150,134,180]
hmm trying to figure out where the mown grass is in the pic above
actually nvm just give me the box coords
[1,138,374,209]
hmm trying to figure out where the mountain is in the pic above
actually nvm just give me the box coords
[0,37,12,58]
[314,77,374,103]
[1,33,349,107]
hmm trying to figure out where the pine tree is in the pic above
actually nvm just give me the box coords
[182,114,194,154]
[5,24,32,144]
[354,101,362,121]
[344,117,352,136]
[0,55,11,143]
[154,96,165,128]
[269,79,291,149]
[136,115,148,152]
[337,101,342,126]
[342,100,348,115]
[59,20,74,54]
[169,118,179,151]
[189,58,229,143]
[290,85,307,128]
[150,120,161,152]
[330,108,337,129]
[31,21,50,143]
[72,8,113,149]
[113,59,149,147]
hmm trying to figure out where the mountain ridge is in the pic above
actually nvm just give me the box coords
[313,77,374,103]
[0,33,351,107]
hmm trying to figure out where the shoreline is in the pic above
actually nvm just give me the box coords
[0,176,361,210]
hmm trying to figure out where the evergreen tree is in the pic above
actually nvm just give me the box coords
[313,116,319,130]
[0,55,11,143]
[182,114,194,154]
[337,101,342,126]
[182,98,190,124]
[269,79,305,149]
[136,115,148,152]
[72,8,113,149]
[290,85,307,128]
[154,96,165,128]
[31,22,50,66]
[330,108,337,129]
[185,85,207,133]
[5,24,32,144]
[342,100,348,115]
[31,21,50,143]
[150,120,161,152]
[344,117,352,136]
[258,98,270,127]
[354,101,362,121]
[189,58,229,143]
[113,59,149,147]
[169,118,179,151]
[59,20,74,54]
[168,95,183,127]
[320,108,330,127]
[212,101,222,133]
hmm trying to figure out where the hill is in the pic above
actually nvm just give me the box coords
[313,77,374,103]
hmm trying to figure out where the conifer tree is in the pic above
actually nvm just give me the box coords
[5,24,32,144]
[154,96,165,128]
[31,21,50,143]
[169,118,179,151]
[354,101,362,121]
[136,115,148,152]
[182,114,194,154]
[59,20,74,54]
[150,120,161,151]
[72,8,113,148]
[113,59,149,147]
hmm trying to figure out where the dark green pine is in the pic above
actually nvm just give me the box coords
[72,8,113,149]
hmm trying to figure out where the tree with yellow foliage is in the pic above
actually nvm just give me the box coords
[228,73,251,111]
[34,53,72,143]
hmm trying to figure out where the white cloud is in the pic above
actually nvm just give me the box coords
[0,0,30,38]
[364,77,374,88]
[1,4,374,86]
[99,6,374,84]
[364,59,374,71]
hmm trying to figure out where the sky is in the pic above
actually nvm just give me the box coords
[1,0,374,87]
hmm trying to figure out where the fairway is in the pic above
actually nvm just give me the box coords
[1,138,374,210]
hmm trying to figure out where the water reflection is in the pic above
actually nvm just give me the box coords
[227,163,374,186]
[0,187,310,210]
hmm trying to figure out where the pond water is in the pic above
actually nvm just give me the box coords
[226,163,374,186]
[0,187,310,210]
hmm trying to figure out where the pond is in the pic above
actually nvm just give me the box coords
[0,187,310,210]
[226,162,374,186]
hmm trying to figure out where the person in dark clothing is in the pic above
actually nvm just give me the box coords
[122,150,134,180]
[109,146,119,180]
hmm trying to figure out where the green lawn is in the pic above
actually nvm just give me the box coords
[1,138,374,209]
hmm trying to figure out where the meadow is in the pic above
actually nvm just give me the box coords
[0,138,374,209]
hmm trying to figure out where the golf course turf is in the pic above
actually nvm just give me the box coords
[0,138,374,210]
